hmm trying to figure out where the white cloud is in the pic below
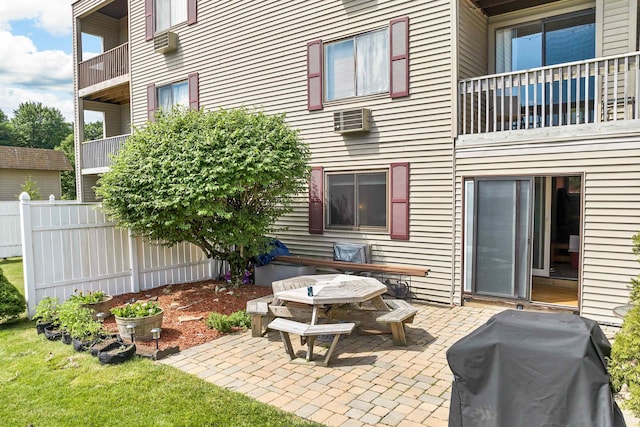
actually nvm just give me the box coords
[0,86,74,122]
[0,31,72,91]
[0,0,72,36]
[0,30,73,120]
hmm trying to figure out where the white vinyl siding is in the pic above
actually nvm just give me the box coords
[129,0,455,304]
[599,0,635,56]
[458,0,488,80]
[0,170,62,201]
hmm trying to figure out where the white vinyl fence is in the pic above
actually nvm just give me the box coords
[19,193,218,317]
[0,201,21,258]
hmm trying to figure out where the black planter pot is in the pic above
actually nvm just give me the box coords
[89,334,121,357]
[36,321,54,335]
[72,337,96,352]
[61,332,72,345]
[44,325,62,341]
[97,341,136,365]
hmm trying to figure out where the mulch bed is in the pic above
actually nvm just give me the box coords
[100,280,272,353]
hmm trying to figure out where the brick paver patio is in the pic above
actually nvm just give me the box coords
[160,302,635,427]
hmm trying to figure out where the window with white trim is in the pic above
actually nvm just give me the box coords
[157,80,188,111]
[155,0,187,33]
[324,29,389,102]
[326,171,387,229]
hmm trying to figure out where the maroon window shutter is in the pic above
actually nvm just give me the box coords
[147,83,156,121]
[389,17,409,98]
[390,162,409,240]
[187,0,197,25]
[307,40,323,111]
[145,0,154,41]
[309,166,324,234]
[188,72,199,110]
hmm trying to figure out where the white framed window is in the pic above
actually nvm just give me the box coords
[326,171,388,229]
[155,0,187,33]
[157,80,188,111]
[324,28,389,102]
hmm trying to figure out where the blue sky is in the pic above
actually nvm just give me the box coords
[0,1,102,122]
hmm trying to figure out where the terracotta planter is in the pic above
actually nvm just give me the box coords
[114,309,163,341]
[82,295,113,320]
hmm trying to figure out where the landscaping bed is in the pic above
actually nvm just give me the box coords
[100,280,272,352]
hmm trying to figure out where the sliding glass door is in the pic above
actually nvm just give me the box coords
[466,178,532,299]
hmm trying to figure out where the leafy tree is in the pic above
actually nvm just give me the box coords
[0,267,26,323]
[20,176,42,200]
[11,102,72,149]
[97,107,310,285]
[0,109,18,146]
[83,121,104,141]
[56,134,76,199]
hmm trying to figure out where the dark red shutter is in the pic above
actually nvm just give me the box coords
[307,40,323,111]
[187,0,197,25]
[390,17,409,98]
[309,166,324,234]
[145,0,154,41]
[188,72,199,110]
[147,83,156,121]
[390,163,409,240]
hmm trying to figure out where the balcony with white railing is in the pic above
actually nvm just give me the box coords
[81,134,129,173]
[458,52,640,137]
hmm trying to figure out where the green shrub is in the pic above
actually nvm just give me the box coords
[34,296,59,323]
[0,267,26,322]
[610,305,640,416]
[206,310,251,333]
[69,289,106,304]
[57,299,102,340]
[111,301,162,318]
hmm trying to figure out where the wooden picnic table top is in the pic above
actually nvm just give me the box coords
[274,277,387,306]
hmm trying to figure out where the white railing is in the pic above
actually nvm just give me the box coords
[81,134,130,171]
[19,194,217,318]
[0,201,21,258]
[459,52,640,135]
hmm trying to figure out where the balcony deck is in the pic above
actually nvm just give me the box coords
[458,52,640,138]
[78,43,129,100]
[81,134,129,174]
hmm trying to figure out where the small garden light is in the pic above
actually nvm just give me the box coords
[96,312,106,323]
[126,323,136,343]
[151,327,162,350]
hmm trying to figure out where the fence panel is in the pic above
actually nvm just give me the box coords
[20,196,213,317]
[0,201,21,258]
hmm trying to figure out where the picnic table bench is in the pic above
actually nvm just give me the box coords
[268,318,356,366]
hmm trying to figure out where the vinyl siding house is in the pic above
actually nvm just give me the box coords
[0,146,73,201]
[72,0,640,325]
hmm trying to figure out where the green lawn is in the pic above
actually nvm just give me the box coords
[0,258,321,427]
[0,320,321,427]
[0,257,23,295]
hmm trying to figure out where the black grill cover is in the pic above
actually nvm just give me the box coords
[446,310,626,427]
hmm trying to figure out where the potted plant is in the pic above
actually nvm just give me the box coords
[57,299,102,347]
[111,301,163,341]
[33,296,59,335]
[69,289,113,320]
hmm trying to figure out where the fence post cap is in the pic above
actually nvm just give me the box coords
[49,195,56,202]
[19,192,31,201]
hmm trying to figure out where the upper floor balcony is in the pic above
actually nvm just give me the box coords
[78,43,129,100]
[458,52,640,136]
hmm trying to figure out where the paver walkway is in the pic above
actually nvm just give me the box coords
[160,303,634,427]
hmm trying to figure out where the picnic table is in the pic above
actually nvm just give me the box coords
[265,274,417,366]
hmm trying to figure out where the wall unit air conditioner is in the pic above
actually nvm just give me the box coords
[154,31,178,54]
[333,108,371,133]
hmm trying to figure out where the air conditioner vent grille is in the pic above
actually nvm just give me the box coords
[333,108,371,133]
[154,31,178,54]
